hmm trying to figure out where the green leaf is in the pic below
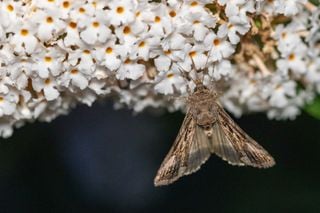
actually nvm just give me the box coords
[305,97,320,119]
[310,0,319,6]
[254,19,262,29]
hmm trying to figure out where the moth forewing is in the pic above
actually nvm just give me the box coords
[213,104,275,168]
[210,121,245,166]
[154,112,211,186]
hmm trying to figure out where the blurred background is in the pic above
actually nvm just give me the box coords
[1,102,320,213]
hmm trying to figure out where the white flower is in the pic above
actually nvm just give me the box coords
[266,78,297,108]
[0,71,12,94]
[208,60,233,80]
[219,0,255,20]
[0,1,25,29]
[276,43,307,75]
[116,59,145,80]
[114,25,140,56]
[204,32,235,62]
[32,0,61,10]
[147,4,173,37]
[179,12,216,41]
[80,17,111,45]
[30,8,66,41]
[69,3,96,28]
[274,0,307,16]
[89,79,110,95]
[154,54,172,72]
[106,0,136,26]
[94,39,122,71]
[218,20,250,45]
[32,77,60,101]
[182,0,212,13]
[9,61,33,90]
[67,49,96,75]
[178,45,207,72]
[130,37,159,61]
[59,68,89,90]
[155,66,186,95]
[10,24,39,54]
[0,118,14,138]
[60,21,85,48]
[273,24,304,53]
[161,32,187,52]
[305,57,320,88]
[0,91,18,116]
[32,48,65,78]
[58,0,86,19]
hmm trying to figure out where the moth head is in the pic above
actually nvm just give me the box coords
[194,79,207,92]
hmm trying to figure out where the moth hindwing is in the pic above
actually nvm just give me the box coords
[154,82,275,187]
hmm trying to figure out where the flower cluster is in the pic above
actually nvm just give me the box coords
[0,0,318,137]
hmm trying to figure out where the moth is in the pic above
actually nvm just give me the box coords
[154,80,275,186]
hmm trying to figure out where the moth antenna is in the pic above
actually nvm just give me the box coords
[162,50,196,94]
[201,41,215,84]
[204,41,215,73]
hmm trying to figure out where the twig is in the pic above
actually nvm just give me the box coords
[252,54,271,76]
[304,2,317,12]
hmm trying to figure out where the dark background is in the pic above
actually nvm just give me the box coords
[1,102,320,213]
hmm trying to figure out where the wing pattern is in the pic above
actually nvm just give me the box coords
[211,104,275,168]
[154,112,211,186]
[154,105,275,186]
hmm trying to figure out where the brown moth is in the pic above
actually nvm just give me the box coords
[154,80,275,186]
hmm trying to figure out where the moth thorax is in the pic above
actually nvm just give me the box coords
[197,111,216,127]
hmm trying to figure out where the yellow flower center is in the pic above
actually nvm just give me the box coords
[71,69,78,74]
[164,50,171,55]
[20,29,29,36]
[7,4,14,12]
[116,6,124,14]
[123,26,131,34]
[167,73,174,78]
[46,16,53,24]
[83,50,90,54]
[69,22,77,29]
[79,7,85,13]
[139,41,145,48]
[191,1,198,6]
[106,47,113,54]
[44,56,52,63]
[289,53,295,61]
[45,79,51,85]
[62,1,70,8]
[189,51,197,58]
[213,38,220,46]
[169,11,176,17]
[154,16,161,23]
[92,22,100,28]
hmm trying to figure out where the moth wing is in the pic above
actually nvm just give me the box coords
[210,122,244,166]
[154,112,211,186]
[185,125,211,175]
[210,104,275,168]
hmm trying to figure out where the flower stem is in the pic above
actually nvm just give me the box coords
[305,2,317,12]
[252,54,271,76]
